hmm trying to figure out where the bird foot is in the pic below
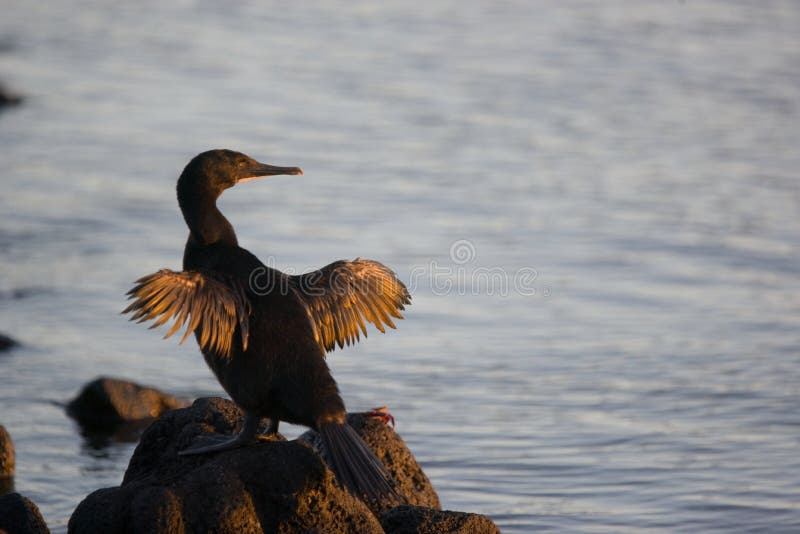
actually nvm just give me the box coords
[178,413,263,456]
[178,432,253,456]
[367,406,395,428]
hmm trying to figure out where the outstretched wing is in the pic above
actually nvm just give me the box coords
[122,269,250,359]
[290,258,411,352]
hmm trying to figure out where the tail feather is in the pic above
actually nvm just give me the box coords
[319,422,400,505]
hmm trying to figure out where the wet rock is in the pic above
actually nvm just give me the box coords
[299,412,441,514]
[381,505,500,534]
[0,424,13,479]
[69,398,384,534]
[66,377,185,427]
[0,81,23,107]
[0,333,18,352]
[0,425,13,498]
[0,492,50,534]
[70,397,493,534]
[0,288,49,301]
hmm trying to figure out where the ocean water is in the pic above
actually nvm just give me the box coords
[1,1,799,532]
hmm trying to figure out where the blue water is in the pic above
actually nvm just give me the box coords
[1,2,799,532]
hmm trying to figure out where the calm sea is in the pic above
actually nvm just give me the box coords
[1,2,799,532]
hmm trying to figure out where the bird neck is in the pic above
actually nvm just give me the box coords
[177,186,239,248]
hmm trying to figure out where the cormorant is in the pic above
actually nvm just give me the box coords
[123,149,411,504]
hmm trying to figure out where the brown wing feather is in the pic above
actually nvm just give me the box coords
[122,269,250,359]
[290,258,411,352]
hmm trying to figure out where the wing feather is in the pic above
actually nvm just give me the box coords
[122,269,250,359]
[289,259,411,353]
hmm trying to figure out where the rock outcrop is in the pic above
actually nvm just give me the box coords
[0,333,18,352]
[381,505,501,534]
[66,377,186,427]
[0,492,50,534]
[300,412,440,513]
[70,398,386,533]
[0,424,13,480]
[0,81,23,108]
[69,397,498,534]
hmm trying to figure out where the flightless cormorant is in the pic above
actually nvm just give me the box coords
[123,149,410,503]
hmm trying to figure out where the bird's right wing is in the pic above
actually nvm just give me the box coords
[122,269,250,359]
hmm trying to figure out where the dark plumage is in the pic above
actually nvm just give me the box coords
[123,149,411,504]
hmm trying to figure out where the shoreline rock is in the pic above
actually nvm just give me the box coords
[0,492,50,534]
[0,81,23,107]
[66,376,186,428]
[299,412,441,513]
[70,398,383,533]
[69,397,499,534]
[0,332,19,352]
[381,505,501,534]
[0,424,14,480]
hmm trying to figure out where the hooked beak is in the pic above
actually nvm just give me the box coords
[239,161,303,183]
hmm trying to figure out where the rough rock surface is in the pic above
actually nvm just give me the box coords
[0,333,18,352]
[299,412,441,514]
[0,424,13,479]
[381,505,501,534]
[68,398,384,534]
[66,377,185,427]
[70,397,499,534]
[0,492,50,534]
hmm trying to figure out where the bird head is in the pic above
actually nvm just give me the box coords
[178,149,303,198]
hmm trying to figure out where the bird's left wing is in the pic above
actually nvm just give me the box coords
[122,269,250,359]
[289,258,411,353]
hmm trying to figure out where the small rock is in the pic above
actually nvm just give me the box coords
[0,81,23,107]
[381,505,501,534]
[0,424,14,479]
[0,492,50,534]
[66,377,185,427]
[0,333,18,352]
[299,412,441,514]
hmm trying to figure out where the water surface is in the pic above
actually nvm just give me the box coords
[1,2,799,532]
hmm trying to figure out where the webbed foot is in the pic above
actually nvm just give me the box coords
[178,432,252,455]
[178,412,262,456]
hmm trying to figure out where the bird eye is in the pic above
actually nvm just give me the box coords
[238,161,245,167]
